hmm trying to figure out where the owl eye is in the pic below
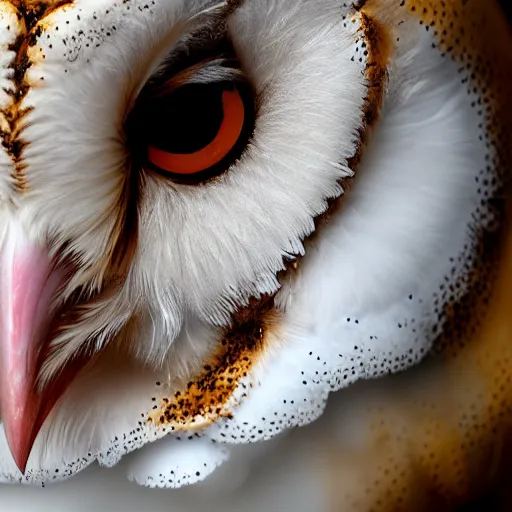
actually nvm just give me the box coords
[146,85,246,178]
[128,55,255,184]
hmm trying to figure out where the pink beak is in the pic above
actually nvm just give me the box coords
[0,225,70,473]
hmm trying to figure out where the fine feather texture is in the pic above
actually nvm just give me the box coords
[210,24,488,443]
[20,0,366,380]
[0,0,506,491]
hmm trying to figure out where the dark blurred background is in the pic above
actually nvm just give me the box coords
[500,0,511,20]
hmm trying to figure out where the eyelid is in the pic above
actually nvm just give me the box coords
[151,58,244,98]
[147,88,245,175]
[126,4,234,108]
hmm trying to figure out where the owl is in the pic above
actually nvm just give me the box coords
[0,0,511,510]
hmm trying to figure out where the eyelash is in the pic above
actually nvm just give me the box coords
[126,36,256,185]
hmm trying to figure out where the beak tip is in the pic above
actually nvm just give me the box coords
[14,457,29,476]
[0,229,77,478]
[4,426,33,475]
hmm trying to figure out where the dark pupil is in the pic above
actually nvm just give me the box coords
[142,83,226,154]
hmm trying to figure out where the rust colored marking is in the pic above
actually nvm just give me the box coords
[149,8,392,430]
[346,9,391,178]
[0,0,73,192]
[148,296,276,429]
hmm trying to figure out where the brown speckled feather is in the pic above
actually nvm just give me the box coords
[322,1,512,510]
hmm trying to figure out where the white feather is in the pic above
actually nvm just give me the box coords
[0,0,502,491]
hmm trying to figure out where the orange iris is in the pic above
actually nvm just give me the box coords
[147,89,245,176]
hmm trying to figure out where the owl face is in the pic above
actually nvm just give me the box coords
[0,0,508,489]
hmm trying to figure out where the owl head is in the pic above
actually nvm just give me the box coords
[0,0,509,489]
